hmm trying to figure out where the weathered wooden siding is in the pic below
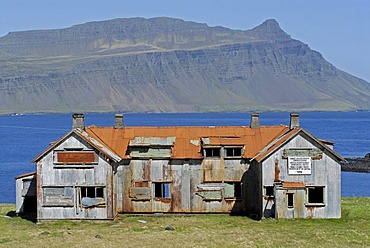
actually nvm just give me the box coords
[37,134,113,221]
[117,158,248,213]
[15,173,36,214]
[261,134,341,219]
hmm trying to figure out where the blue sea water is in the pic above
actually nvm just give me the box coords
[0,111,369,203]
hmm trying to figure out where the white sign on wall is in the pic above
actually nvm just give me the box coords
[288,157,312,175]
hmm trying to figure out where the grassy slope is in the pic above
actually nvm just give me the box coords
[0,197,369,247]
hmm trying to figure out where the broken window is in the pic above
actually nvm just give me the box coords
[307,186,324,205]
[204,148,220,157]
[154,182,171,198]
[287,193,294,208]
[79,187,105,208]
[264,186,274,197]
[80,187,104,198]
[225,147,242,157]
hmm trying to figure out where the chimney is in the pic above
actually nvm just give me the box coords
[114,113,124,128]
[250,112,260,128]
[72,113,85,130]
[290,112,300,129]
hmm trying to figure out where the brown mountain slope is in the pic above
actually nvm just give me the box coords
[0,17,369,114]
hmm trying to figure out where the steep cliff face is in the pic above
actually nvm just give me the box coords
[0,17,369,113]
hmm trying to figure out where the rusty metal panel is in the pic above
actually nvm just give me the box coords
[129,137,176,146]
[171,163,183,212]
[203,159,224,182]
[119,164,132,213]
[150,160,170,181]
[180,163,191,211]
[129,147,172,158]
[129,187,151,200]
[131,200,152,212]
[282,148,323,159]
[223,159,247,181]
[56,151,96,163]
[152,199,171,212]
[131,160,150,181]
[135,181,149,187]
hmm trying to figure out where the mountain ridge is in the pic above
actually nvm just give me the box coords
[0,17,369,114]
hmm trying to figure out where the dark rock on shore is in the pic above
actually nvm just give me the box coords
[341,153,370,173]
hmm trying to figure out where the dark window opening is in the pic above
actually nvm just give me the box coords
[307,187,324,204]
[154,183,171,198]
[81,187,104,198]
[265,186,274,196]
[204,148,220,157]
[234,182,242,198]
[225,147,242,157]
[287,193,294,208]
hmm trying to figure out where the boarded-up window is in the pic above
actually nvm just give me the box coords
[55,151,97,164]
[43,187,74,207]
[129,187,151,201]
[196,183,223,201]
[224,182,242,199]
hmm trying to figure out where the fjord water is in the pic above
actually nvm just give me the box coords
[0,112,369,203]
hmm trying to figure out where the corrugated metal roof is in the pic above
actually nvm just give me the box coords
[85,125,290,159]
[31,123,345,163]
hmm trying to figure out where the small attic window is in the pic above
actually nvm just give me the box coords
[225,147,243,157]
[204,148,221,157]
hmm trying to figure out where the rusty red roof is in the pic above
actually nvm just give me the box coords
[84,125,290,159]
[32,122,345,163]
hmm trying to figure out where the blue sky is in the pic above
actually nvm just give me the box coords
[1,0,369,82]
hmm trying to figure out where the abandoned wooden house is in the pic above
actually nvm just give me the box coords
[16,113,344,221]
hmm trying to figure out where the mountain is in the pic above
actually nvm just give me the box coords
[1,17,370,114]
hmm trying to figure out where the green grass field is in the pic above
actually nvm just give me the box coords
[1,197,369,247]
